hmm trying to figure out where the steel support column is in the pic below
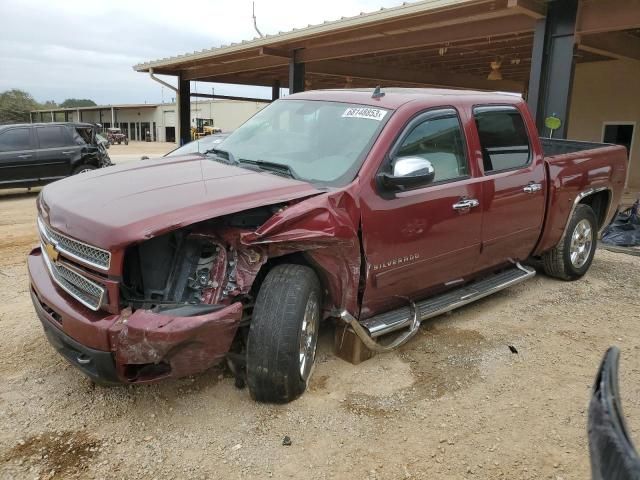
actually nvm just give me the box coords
[272,80,281,101]
[178,74,191,145]
[527,0,578,138]
[289,53,305,94]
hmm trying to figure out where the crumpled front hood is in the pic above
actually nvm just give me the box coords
[39,155,321,250]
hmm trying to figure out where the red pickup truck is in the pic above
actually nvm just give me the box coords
[28,88,627,403]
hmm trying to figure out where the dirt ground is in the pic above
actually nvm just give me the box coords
[1,185,640,480]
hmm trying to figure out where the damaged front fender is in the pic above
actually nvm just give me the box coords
[240,190,362,314]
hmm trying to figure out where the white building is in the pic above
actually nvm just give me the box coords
[30,99,267,142]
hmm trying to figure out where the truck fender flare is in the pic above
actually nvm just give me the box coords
[560,187,613,242]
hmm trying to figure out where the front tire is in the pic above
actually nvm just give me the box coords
[543,204,598,280]
[247,264,321,403]
[72,164,97,175]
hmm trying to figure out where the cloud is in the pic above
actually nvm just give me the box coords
[0,0,407,104]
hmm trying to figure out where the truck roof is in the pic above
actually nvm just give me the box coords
[288,87,523,110]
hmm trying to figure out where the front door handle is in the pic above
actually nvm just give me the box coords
[61,151,73,155]
[523,182,542,193]
[452,198,480,211]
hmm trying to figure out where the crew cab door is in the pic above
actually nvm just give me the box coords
[0,126,36,186]
[471,105,546,269]
[360,108,483,317]
[35,125,78,180]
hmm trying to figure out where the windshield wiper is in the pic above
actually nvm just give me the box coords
[204,147,238,165]
[238,158,299,179]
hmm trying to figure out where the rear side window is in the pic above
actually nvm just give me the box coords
[0,128,31,151]
[36,126,71,149]
[396,113,469,183]
[474,106,530,173]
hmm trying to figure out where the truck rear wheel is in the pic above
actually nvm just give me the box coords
[543,204,598,280]
[247,264,321,403]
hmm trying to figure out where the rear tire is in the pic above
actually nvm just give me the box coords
[72,164,97,175]
[247,264,321,403]
[542,204,598,280]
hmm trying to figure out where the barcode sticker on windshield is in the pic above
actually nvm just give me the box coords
[342,107,387,121]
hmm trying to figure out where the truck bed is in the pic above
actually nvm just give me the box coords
[534,142,628,256]
[540,138,614,157]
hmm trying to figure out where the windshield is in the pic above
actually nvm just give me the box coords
[166,133,229,157]
[218,100,390,186]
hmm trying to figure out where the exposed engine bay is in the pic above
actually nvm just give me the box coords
[119,205,280,316]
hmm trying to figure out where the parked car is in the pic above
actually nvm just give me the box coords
[28,88,627,403]
[140,132,230,160]
[0,122,112,190]
[106,127,128,145]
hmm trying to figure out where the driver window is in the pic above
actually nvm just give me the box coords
[396,114,469,182]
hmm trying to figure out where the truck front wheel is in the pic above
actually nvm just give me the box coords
[247,264,321,403]
[543,204,598,280]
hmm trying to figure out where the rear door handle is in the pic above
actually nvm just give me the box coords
[61,151,73,155]
[523,182,542,193]
[18,154,32,159]
[452,198,480,211]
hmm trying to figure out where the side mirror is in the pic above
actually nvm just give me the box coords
[378,156,435,191]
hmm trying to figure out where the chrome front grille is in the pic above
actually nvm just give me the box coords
[38,217,111,270]
[41,251,106,311]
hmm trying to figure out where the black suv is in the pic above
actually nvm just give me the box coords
[0,122,112,189]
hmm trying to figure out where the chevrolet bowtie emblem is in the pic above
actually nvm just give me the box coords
[44,242,60,263]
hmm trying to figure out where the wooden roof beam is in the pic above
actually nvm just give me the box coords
[578,32,640,62]
[507,0,546,19]
[259,46,291,58]
[577,0,640,35]
[307,59,524,92]
[183,56,288,81]
[297,15,536,63]
[295,0,515,49]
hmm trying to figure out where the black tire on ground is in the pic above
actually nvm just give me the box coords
[72,164,97,175]
[125,139,129,145]
[542,203,598,280]
[247,264,322,403]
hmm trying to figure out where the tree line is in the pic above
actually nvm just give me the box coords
[0,89,97,124]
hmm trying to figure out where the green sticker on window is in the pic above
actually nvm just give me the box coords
[545,115,562,130]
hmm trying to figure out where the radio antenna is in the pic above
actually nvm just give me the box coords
[253,2,264,38]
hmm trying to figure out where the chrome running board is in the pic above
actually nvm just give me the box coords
[340,262,535,352]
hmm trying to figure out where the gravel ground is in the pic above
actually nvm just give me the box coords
[106,141,176,165]
[1,188,639,480]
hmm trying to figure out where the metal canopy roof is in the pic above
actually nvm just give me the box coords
[133,0,551,93]
[133,0,638,94]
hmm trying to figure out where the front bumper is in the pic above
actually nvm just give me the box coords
[28,247,243,384]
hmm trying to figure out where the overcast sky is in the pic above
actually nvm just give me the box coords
[0,0,408,105]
